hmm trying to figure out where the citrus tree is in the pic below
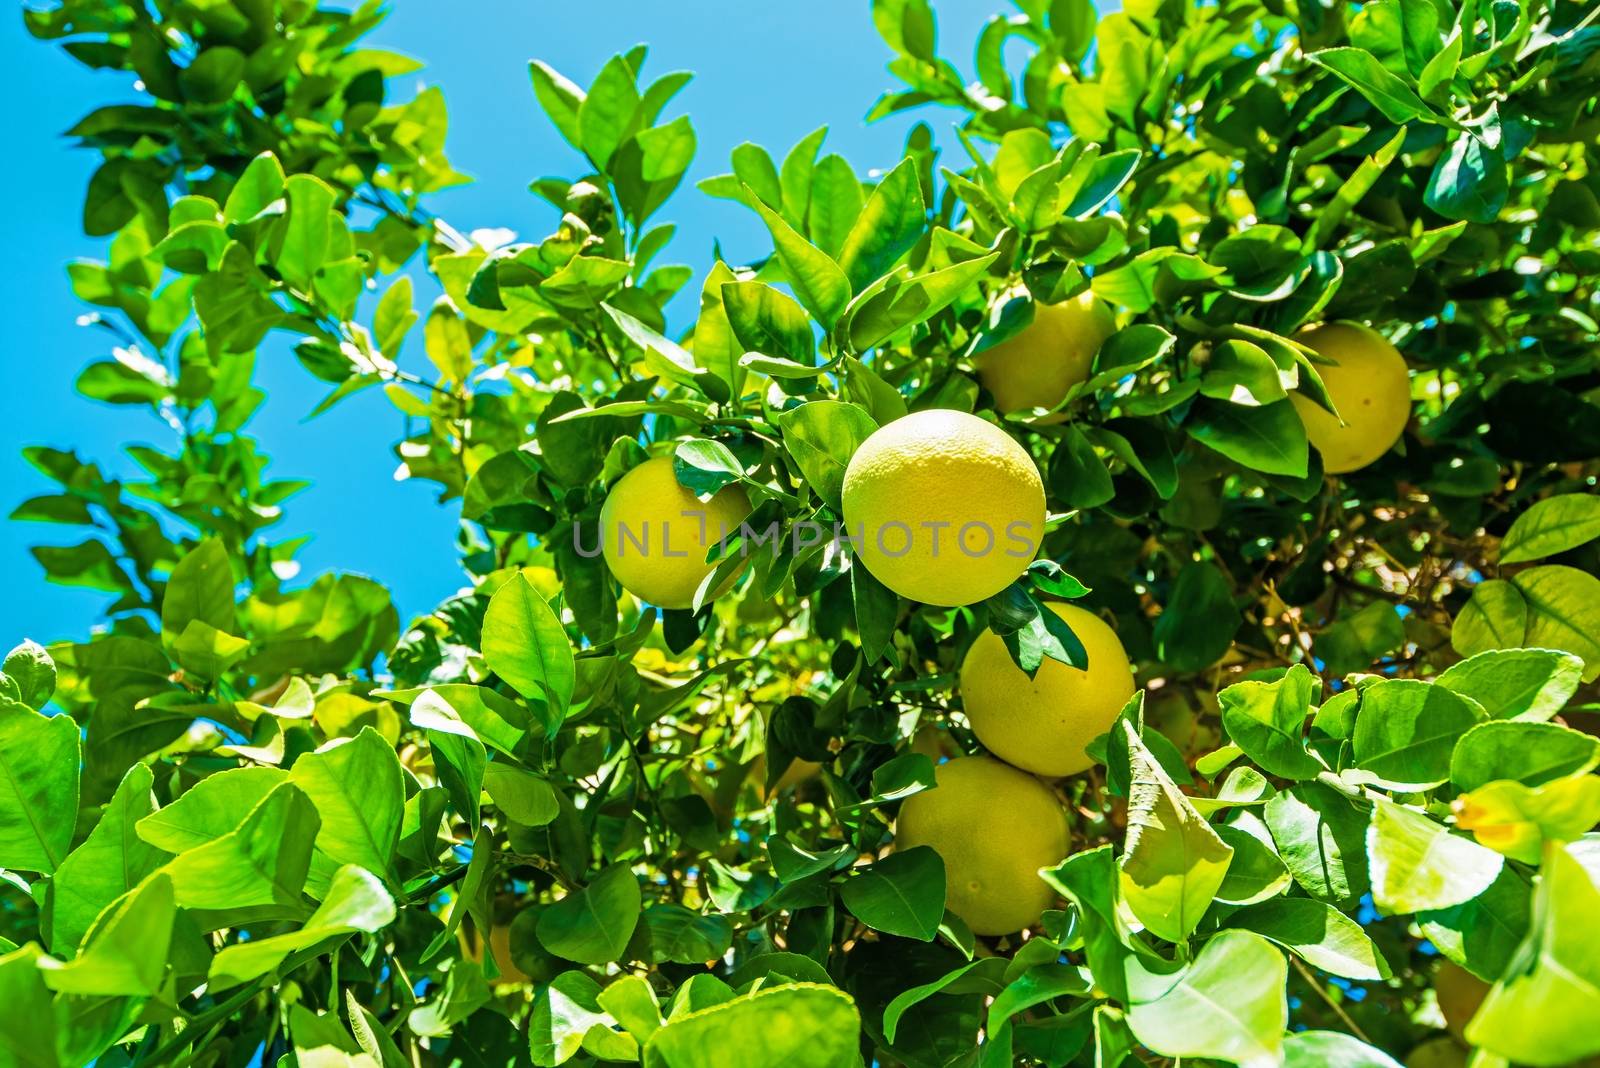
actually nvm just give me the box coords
[5,0,1600,1065]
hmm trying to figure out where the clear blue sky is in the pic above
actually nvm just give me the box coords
[4,1,1062,644]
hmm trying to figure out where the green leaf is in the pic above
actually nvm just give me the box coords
[692,262,746,404]
[852,563,899,664]
[599,973,663,1041]
[1,641,54,709]
[423,298,473,384]
[1419,866,1532,981]
[1152,562,1241,673]
[136,765,288,853]
[1047,424,1116,510]
[839,846,945,941]
[1186,397,1309,477]
[0,698,81,874]
[1226,896,1389,980]
[274,174,337,293]
[1118,720,1234,943]
[836,158,925,291]
[1092,418,1177,499]
[158,782,321,919]
[674,438,746,497]
[160,536,234,646]
[1365,798,1504,914]
[428,728,486,826]
[614,116,698,226]
[49,763,167,953]
[1214,815,1292,905]
[390,684,531,757]
[288,727,404,894]
[747,194,851,328]
[777,400,877,512]
[1440,645,1587,722]
[530,61,586,149]
[721,281,815,365]
[223,152,286,224]
[730,143,783,210]
[1466,844,1600,1065]
[643,904,733,965]
[1450,720,1600,791]
[806,154,865,257]
[883,957,1008,1045]
[373,277,417,363]
[1065,148,1141,219]
[483,763,560,826]
[643,983,862,1068]
[178,44,244,102]
[482,573,575,729]
[409,960,495,1041]
[347,990,411,1068]
[208,865,396,990]
[1264,783,1371,907]
[1302,128,1406,252]
[1307,47,1439,124]
[0,944,63,1067]
[422,825,492,963]
[170,619,250,678]
[537,864,642,966]
[1452,578,1529,659]
[1426,130,1509,224]
[844,251,1000,351]
[1217,664,1322,779]
[1036,844,1126,1004]
[577,54,641,169]
[1282,1032,1403,1068]
[1512,565,1600,682]
[779,126,828,227]
[1126,930,1287,1068]
[602,303,715,395]
[39,873,175,997]
[1500,493,1600,563]
[1351,679,1483,788]
[1315,601,1405,677]
[1418,27,1462,103]
[529,970,628,1066]
[1200,339,1289,407]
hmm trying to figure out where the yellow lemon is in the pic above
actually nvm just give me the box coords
[599,456,751,610]
[960,602,1135,777]
[841,409,1045,606]
[1435,960,1490,1045]
[1289,322,1411,474]
[894,755,1069,935]
[751,756,822,800]
[976,289,1115,421]
[1406,1039,1469,1068]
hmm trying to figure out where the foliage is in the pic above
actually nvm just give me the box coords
[5,0,1600,1065]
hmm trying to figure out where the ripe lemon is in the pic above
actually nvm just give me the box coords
[1289,322,1411,474]
[960,602,1135,777]
[841,409,1045,606]
[976,290,1115,421]
[894,755,1069,935]
[1406,1039,1469,1068]
[1435,960,1490,1045]
[599,456,751,610]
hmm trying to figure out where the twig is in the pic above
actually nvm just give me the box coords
[1292,955,1374,1045]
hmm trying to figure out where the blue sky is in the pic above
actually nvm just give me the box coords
[5,1,1044,643]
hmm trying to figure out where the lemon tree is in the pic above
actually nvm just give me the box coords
[5,0,1600,1066]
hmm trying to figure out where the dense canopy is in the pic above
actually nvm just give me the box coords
[4,0,1600,1066]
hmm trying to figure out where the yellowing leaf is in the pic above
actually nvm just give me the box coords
[1454,777,1600,864]
[1117,720,1234,942]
